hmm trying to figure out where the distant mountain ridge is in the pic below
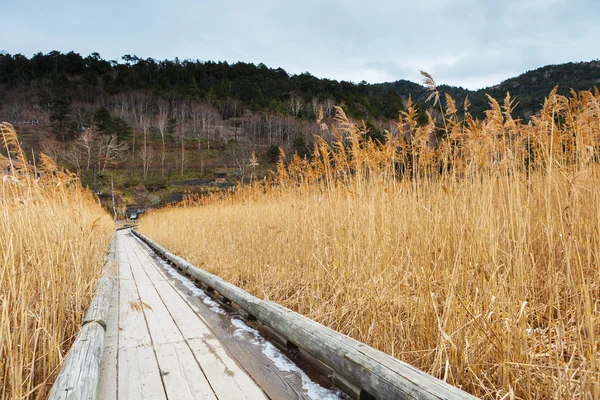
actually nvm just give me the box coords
[378,60,600,119]
[1,51,599,123]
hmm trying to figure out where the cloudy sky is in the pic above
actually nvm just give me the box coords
[3,0,599,89]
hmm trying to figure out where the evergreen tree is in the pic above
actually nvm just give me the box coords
[108,117,132,142]
[49,74,75,141]
[94,106,112,134]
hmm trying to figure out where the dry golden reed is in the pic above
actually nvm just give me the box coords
[0,123,114,399]
[140,84,600,399]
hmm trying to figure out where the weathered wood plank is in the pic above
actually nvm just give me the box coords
[140,269,214,340]
[188,337,269,400]
[83,236,117,329]
[118,345,167,400]
[138,255,268,398]
[154,341,218,400]
[83,276,114,329]
[129,243,213,338]
[97,274,119,400]
[48,322,105,400]
[165,284,309,400]
[118,244,152,349]
[133,236,310,400]
[124,233,184,345]
[135,281,183,345]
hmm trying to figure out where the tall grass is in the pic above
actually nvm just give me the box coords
[139,85,600,399]
[0,123,114,399]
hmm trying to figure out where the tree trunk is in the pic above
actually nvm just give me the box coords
[161,135,166,177]
[180,138,185,177]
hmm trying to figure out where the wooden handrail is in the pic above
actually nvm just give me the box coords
[48,236,117,400]
[133,229,478,400]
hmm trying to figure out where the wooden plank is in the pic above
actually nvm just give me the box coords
[118,237,152,349]
[118,345,166,400]
[135,281,183,345]
[154,341,218,400]
[48,322,105,400]
[188,337,268,400]
[180,295,308,399]
[124,235,154,285]
[83,236,117,329]
[128,242,213,340]
[83,276,114,329]
[140,272,213,340]
[125,233,184,345]
[97,273,119,400]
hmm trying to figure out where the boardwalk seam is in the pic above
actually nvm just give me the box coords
[129,235,220,399]
[122,233,170,400]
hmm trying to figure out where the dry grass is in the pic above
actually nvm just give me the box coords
[139,85,600,399]
[0,123,114,399]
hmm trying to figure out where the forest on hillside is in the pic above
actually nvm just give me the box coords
[1,51,599,211]
[0,50,406,125]
[3,51,600,128]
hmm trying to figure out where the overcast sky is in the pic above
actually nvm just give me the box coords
[2,0,599,89]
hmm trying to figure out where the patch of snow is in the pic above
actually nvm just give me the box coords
[231,318,261,344]
[229,316,344,399]
[231,318,259,334]
[261,341,345,400]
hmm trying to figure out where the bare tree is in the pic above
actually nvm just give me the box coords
[175,102,189,176]
[289,94,304,117]
[156,100,169,177]
[98,135,128,174]
[112,93,135,173]
[70,102,92,132]
[323,98,335,118]
[311,98,320,119]
[200,103,220,151]
[61,129,97,174]
[79,129,97,171]
[190,104,205,174]
[224,142,252,184]
[62,144,85,174]
[40,139,63,163]
[133,93,153,179]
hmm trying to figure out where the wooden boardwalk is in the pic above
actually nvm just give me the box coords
[98,230,269,400]
[50,229,476,400]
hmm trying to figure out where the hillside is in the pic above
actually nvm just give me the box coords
[3,52,600,125]
[0,51,405,121]
[2,51,600,211]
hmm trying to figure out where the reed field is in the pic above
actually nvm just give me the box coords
[139,84,600,399]
[0,123,114,399]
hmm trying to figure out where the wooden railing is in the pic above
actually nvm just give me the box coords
[133,230,478,400]
[48,236,117,400]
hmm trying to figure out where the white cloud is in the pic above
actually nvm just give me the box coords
[3,0,600,89]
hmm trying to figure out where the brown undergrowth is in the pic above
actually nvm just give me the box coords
[0,123,114,399]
